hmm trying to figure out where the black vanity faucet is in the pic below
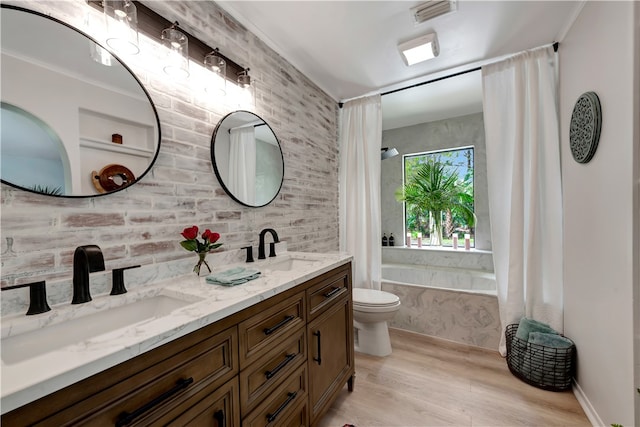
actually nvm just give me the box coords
[258,228,279,260]
[1,281,51,315]
[242,246,255,263]
[72,245,105,304]
[111,265,141,295]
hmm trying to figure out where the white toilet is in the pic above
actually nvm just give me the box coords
[352,288,401,357]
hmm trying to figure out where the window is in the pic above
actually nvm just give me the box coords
[402,147,474,247]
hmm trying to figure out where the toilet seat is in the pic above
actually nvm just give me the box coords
[353,288,400,311]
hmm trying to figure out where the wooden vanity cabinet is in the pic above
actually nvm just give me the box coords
[1,262,353,427]
[305,264,354,425]
[164,377,239,426]
[1,321,240,427]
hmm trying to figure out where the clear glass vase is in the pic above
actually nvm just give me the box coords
[193,252,211,276]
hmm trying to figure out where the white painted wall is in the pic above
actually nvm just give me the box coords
[2,53,156,194]
[560,2,638,425]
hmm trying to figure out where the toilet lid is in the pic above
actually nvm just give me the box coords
[353,288,400,307]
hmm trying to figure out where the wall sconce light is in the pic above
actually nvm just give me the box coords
[398,32,439,66]
[233,68,255,108]
[103,0,139,55]
[237,68,251,88]
[88,1,249,88]
[204,48,226,95]
[162,21,189,79]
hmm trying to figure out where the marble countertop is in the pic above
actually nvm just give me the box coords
[0,251,352,414]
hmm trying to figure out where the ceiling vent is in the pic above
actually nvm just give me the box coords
[411,0,457,24]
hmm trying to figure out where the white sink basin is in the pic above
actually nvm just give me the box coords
[261,255,320,272]
[1,294,199,365]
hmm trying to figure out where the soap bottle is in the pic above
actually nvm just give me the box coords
[389,233,395,246]
[382,233,388,246]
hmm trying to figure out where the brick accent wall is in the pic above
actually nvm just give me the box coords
[0,0,339,288]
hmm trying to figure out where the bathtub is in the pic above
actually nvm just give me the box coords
[382,263,497,292]
[380,249,501,350]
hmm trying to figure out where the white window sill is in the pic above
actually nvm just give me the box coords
[382,246,493,255]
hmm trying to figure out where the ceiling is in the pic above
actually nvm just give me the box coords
[217,1,581,130]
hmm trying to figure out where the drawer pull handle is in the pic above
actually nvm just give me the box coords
[213,409,225,427]
[266,391,297,423]
[265,353,296,379]
[313,330,322,365]
[323,287,342,298]
[115,377,193,427]
[263,315,295,335]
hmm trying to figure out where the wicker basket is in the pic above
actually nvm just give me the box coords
[505,323,576,391]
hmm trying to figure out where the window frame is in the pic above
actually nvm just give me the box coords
[401,145,475,248]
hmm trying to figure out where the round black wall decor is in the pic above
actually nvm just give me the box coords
[569,91,602,163]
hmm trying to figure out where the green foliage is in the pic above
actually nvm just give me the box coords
[397,156,475,245]
[31,184,63,195]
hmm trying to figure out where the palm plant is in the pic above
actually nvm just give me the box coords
[396,159,475,246]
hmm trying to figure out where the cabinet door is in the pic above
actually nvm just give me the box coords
[166,377,240,427]
[307,296,353,423]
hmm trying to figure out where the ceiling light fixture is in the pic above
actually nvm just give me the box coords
[398,32,439,66]
[411,0,457,24]
[162,21,189,79]
[103,0,139,55]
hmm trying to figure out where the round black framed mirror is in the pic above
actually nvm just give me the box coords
[0,5,161,197]
[211,111,284,207]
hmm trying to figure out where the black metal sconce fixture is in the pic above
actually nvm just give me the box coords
[88,1,247,85]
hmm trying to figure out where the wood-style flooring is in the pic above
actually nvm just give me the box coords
[319,328,590,427]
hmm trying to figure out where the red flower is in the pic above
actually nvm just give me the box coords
[181,226,198,240]
[179,225,223,255]
[203,230,220,243]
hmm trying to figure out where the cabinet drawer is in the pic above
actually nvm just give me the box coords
[239,327,306,416]
[242,364,308,427]
[238,291,305,366]
[164,377,240,427]
[40,326,238,426]
[306,264,350,320]
[279,398,308,427]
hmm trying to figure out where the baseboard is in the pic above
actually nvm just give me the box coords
[573,380,605,426]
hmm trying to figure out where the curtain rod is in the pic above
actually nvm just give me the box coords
[338,42,559,108]
[381,66,481,97]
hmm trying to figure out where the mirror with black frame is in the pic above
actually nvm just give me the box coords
[0,5,160,197]
[211,111,284,207]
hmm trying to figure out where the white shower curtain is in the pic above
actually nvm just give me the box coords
[482,45,564,355]
[339,95,382,290]
[229,126,256,205]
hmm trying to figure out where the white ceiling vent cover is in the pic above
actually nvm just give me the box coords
[411,0,457,24]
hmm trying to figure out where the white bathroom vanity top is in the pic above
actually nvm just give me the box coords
[0,251,352,414]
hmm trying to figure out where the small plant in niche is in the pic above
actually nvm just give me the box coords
[179,226,223,275]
